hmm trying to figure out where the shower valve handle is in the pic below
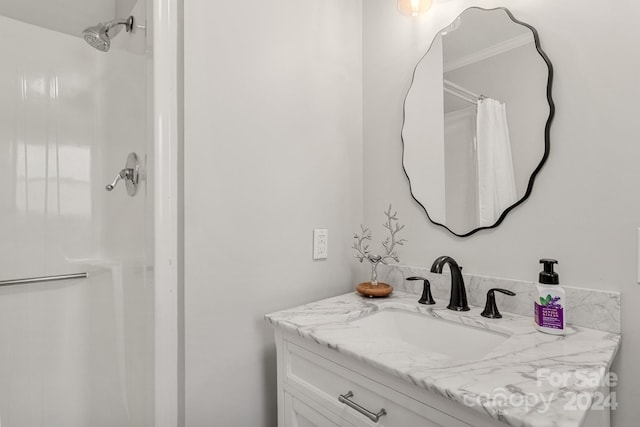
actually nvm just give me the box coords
[105,168,133,191]
[105,152,140,196]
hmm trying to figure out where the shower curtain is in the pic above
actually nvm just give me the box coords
[476,98,517,227]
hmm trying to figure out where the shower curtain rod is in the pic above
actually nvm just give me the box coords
[444,87,477,104]
[443,79,481,103]
[0,272,88,287]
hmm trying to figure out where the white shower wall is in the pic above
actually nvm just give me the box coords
[0,17,98,276]
[0,2,152,425]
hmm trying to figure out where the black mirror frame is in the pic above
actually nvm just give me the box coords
[401,6,555,238]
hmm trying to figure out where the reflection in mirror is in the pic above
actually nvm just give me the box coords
[402,7,553,237]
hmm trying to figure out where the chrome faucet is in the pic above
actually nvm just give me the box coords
[430,256,469,311]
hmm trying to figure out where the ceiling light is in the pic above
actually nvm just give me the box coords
[397,0,433,17]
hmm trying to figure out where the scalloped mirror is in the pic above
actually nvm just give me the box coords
[402,7,554,237]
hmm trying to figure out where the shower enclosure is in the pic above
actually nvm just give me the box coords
[0,0,166,424]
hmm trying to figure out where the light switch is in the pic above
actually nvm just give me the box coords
[313,229,328,260]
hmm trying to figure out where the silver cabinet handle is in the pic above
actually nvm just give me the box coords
[338,391,386,423]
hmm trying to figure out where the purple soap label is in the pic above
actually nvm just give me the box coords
[534,301,564,329]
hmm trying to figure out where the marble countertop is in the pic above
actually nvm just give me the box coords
[265,291,621,427]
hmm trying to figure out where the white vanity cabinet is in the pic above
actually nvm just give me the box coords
[275,330,502,427]
[269,293,617,427]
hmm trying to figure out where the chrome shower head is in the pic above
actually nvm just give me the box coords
[82,16,134,52]
[83,23,110,51]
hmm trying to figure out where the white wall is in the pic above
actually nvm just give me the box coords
[363,0,640,425]
[183,0,363,425]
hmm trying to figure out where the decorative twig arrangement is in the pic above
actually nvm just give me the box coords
[353,205,407,286]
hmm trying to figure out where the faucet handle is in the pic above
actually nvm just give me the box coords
[407,276,435,305]
[105,152,140,196]
[105,168,131,191]
[481,288,516,319]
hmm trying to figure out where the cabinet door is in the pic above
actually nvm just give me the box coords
[284,392,356,427]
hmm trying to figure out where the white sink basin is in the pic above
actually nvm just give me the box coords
[350,309,509,361]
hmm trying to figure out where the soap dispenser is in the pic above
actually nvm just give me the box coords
[534,259,566,335]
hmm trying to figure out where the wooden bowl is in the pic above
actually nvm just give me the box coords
[356,282,393,298]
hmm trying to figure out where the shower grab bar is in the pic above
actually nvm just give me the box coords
[0,272,88,287]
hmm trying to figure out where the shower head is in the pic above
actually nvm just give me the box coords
[83,23,110,51]
[82,16,134,52]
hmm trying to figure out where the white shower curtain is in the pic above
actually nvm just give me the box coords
[476,98,517,227]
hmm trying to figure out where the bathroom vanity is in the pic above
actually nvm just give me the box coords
[266,292,620,427]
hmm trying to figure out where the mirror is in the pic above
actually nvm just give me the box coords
[402,7,554,237]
